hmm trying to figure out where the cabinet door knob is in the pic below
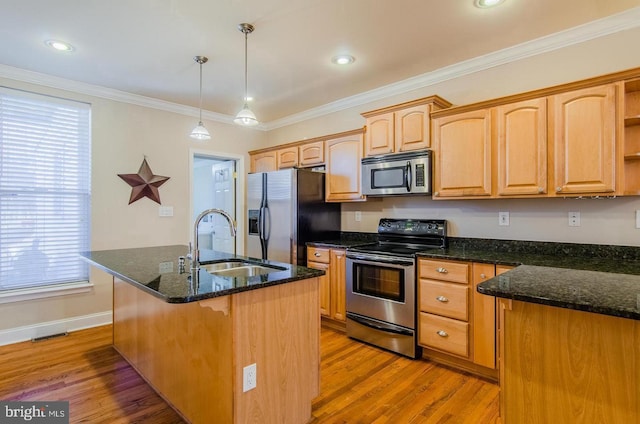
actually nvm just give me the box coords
[538,187,544,193]
[556,186,562,192]
[436,267,448,274]
[480,273,486,279]
[434,191,439,197]
[314,252,321,257]
[436,295,449,303]
[436,330,448,337]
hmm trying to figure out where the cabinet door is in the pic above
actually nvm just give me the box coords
[299,141,324,167]
[307,260,330,317]
[325,134,365,202]
[472,263,496,369]
[251,152,277,173]
[330,249,346,322]
[277,147,298,169]
[553,84,617,194]
[365,112,394,157]
[395,104,431,152]
[433,109,492,198]
[497,98,548,196]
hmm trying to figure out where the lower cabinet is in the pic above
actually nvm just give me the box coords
[418,258,513,377]
[307,246,346,324]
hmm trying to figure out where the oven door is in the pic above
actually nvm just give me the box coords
[346,253,415,329]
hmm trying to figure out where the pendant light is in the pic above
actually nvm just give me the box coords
[190,55,211,140]
[234,23,259,126]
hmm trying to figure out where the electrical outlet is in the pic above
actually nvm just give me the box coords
[498,211,509,226]
[243,363,257,392]
[568,211,581,227]
[355,211,362,222]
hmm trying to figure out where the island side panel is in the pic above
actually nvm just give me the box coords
[500,299,639,423]
[113,277,234,423]
[232,277,320,424]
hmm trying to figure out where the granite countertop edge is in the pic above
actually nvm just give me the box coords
[82,245,325,304]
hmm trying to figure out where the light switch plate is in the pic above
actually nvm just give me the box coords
[159,206,174,217]
[498,212,509,226]
[355,211,362,222]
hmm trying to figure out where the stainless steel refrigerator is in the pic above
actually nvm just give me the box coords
[247,168,341,265]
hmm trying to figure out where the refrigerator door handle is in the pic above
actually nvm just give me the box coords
[264,206,272,241]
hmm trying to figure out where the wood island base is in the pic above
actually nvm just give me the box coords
[113,277,320,424]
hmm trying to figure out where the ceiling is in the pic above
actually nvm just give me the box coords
[2,0,640,125]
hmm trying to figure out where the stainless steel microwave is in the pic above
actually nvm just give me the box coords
[361,150,432,196]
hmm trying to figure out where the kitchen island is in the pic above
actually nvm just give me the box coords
[82,245,324,424]
[477,266,640,423]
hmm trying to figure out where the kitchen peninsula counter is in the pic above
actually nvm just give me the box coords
[412,239,640,423]
[83,245,321,424]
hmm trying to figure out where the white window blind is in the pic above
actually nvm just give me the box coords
[0,87,91,292]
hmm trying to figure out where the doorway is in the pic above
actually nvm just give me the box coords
[191,153,240,255]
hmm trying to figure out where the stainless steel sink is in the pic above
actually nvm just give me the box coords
[200,261,286,278]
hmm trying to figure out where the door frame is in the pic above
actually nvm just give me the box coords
[189,148,245,256]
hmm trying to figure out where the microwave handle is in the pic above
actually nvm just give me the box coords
[406,161,412,192]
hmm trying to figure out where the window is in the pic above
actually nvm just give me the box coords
[0,87,91,298]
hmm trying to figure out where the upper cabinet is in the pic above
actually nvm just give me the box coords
[624,79,640,195]
[299,140,324,167]
[551,84,618,195]
[431,80,625,199]
[277,146,299,169]
[362,96,452,157]
[325,131,365,202]
[250,151,277,173]
[433,109,492,198]
[496,98,548,196]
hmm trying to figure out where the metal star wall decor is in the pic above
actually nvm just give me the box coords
[118,158,170,205]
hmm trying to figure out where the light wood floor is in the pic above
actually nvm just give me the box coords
[0,325,499,423]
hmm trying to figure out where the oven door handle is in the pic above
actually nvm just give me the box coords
[347,313,413,336]
[346,254,414,267]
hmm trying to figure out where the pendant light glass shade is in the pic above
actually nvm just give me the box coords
[190,56,211,140]
[234,104,259,126]
[235,23,259,126]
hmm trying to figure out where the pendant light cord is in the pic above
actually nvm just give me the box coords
[198,60,204,122]
[243,30,248,106]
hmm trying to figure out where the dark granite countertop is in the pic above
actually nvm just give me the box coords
[414,238,640,320]
[82,245,324,303]
[307,231,378,249]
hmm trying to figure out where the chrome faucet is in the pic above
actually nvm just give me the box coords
[189,208,237,271]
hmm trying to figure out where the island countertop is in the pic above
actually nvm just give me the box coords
[81,244,324,303]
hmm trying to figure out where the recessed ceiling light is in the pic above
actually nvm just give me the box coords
[331,55,355,65]
[44,39,75,52]
[474,0,505,8]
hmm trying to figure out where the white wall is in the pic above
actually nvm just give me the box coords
[0,77,266,335]
[266,27,640,246]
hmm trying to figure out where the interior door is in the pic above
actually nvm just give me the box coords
[210,161,236,254]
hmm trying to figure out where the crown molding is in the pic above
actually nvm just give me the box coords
[263,6,640,130]
[1,6,639,133]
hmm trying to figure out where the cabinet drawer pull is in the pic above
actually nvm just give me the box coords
[538,187,544,193]
[556,186,562,192]
[480,273,486,279]
[314,252,321,257]
[436,330,448,337]
[436,267,448,274]
[436,296,449,303]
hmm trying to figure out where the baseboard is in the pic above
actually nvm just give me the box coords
[0,311,113,346]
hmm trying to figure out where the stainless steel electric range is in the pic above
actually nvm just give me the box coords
[346,218,447,358]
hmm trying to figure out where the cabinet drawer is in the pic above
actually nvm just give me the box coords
[419,280,468,321]
[419,312,469,357]
[419,259,469,284]
[307,247,330,264]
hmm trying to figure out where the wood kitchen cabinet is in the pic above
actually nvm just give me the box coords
[432,109,492,198]
[552,83,619,195]
[496,98,548,196]
[307,246,346,326]
[418,258,510,379]
[624,78,640,194]
[362,96,452,157]
[299,140,324,167]
[325,131,365,202]
[276,146,298,169]
[250,151,277,173]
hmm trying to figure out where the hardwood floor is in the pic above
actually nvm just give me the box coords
[0,325,499,423]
